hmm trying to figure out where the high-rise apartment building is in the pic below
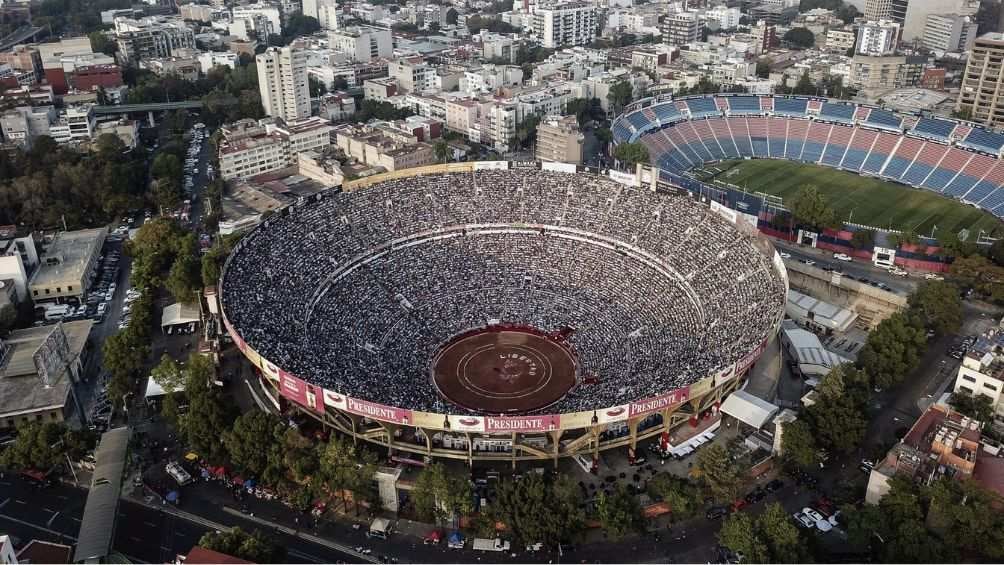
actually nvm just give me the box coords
[535,115,584,164]
[922,13,977,52]
[902,0,978,41]
[864,0,909,25]
[957,33,1004,127]
[328,26,393,62]
[856,20,900,56]
[532,4,598,49]
[256,46,310,122]
[662,12,703,46]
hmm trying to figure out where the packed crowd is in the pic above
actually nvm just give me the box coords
[221,169,786,414]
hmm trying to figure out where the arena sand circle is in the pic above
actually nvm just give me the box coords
[431,328,578,414]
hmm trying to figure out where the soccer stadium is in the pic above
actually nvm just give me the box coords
[611,94,1004,237]
[219,164,788,463]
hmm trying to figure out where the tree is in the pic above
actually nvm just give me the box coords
[691,444,740,503]
[319,435,378,513]
[779,419,819,469]
[856,312,927,390]
[161,391,181,430]
[788,185,837,231]
[103,330,148,385]
[951,254,1004,302]
[646,473,701,520]
[0,421,68,471]
[166,252,201,303]
[850,229,876,250]
[488,473,584,545]
[718,512,769,563]
[949,391,994,424]
[757,503,810,563]
[783,27,816,48]
[908,280,962,336]
[412,462,474,524]
[181,354,231,462]
[88,31,118,56]
[150,354,186,393]
[94,133,126,161]
[595,484,642,540]
[612,142,649,167]
[198,527,284,563]
[308,75,328,98]
[607,80,634,114]
[805,364,869,453]
[792,70,815,95]
[990,238,1004,267]
[223,410,286,484]
[433,140,450,163]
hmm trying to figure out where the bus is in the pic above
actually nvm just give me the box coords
[43,305,70,321]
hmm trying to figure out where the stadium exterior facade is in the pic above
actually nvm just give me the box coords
[611,93,1004,222]
[219,162,788,465]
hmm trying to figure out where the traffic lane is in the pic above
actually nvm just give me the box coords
[775,243,914,294]
[117,500,209,563]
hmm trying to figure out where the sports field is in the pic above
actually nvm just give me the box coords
[697,159,1004,238]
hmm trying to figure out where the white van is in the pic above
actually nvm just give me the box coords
[44,305,70,321]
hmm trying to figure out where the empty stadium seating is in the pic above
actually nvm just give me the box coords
[612,94,1004,218]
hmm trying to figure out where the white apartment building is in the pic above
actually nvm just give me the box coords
[704,6,741,30]
[257,46,310,123]
[460,64,524,94]
[388,58,438,93]
[198,51,239,73]
[318,1,341,30]
[857,20,900,56]
[923,13,977,52]
[269,116,334,156]
[826,28,857,52]
[218,117,334,180]
[663,12,703,46]
[0,105,55,148]
[532,4,598,49]
[328,26,393,62]
[232,4,283,36]
[902,0,979,41]
[113,16,196,63]
[952,327,1004,421]
[47,105,95,144]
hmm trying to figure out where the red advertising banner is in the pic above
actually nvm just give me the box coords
[278,370,310,409]
[736,339,769,376]
[484,414,560,433]
[629,387,690,418]
[713,363,737,388]
[346,397,413,425]
[322,389,348,410]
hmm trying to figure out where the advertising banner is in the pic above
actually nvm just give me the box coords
[305,384,324,413]
[597,404,630,424]
[608,169,641,187]
[322,388,348,410]
[261,359,280,381]
[713,363,737,388]
[736,339,769,375]
[447,414,487,433]
[710,200,738,225]
[688,376,714,399]
[409,411,443,430]
[245,346,261,368]
[559,411,594,430]
[346,397,413,425]
[279,370,309,408]
[541,162,577,174]
[509,160,541,170]
[484,414,560,433]
[474,161,508,170]
[629,387,690,418]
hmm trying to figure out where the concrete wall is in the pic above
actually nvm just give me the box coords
[784,260,908,330]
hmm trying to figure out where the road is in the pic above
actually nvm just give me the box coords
[773,240,917,295]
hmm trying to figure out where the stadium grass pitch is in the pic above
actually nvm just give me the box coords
[696,159,1004,238]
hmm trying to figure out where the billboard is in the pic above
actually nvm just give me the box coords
[346,397,413,425]
[484,414,560,433]
[597,404,630,424]
[279,371,311,409]
[261,359,280,381]
[713,363,737,388]
[32,324,70,387]
[322,388,348,410]
[609,169,641,187]
[509,160,541,170]
[541,162,577,174]
[474,161,508,170]
[447,414,486,432]
[629,387,690,417]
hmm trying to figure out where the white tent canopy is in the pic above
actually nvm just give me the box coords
[160,303,199,329]
[144,375,167,399]
[720,389,779,430]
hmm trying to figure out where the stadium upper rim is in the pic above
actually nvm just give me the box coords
[611,94,1004,220]
[218,162,788,434]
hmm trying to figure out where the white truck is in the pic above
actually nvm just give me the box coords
[472,538,510,552]
[165,462,193,486]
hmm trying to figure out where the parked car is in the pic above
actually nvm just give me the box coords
[833,253,852,262]
[764,479,784,493]
[889,267,908,277]
[779,252,791,259]
[792,512,814,529]
[706,506,729,520]
[924,272,945,281]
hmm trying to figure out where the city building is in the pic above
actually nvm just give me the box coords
[902,0,979,41]
[28,227,106,303]
[864,0,909,25]
[257,46,310,123]
[0,321,93,430]
[48,105,96,144]
[857,20,900,56]
[0,45,42,84]
[0,105,56,148]
[849,53,924,90]
[318,91,357,121]
[364,77,398,100]
[297,150,345,187]
[826,28,857,52]
[923,13,978,53]
[0,229,38,301]
[779,321,850,380]
[951,325,1004,421]
[532,4,598,49]
[535,114,583,164]
[704,6,741,30]
[231,4,283,36]
[220,169,331,235]
[957,33,1004,127]
[218,117,334,180]
[197,51,239,73]
[141,55,200,80]
[333,122,436,172]
[388,58,438,94]
[93,118,141,149]
[113,16,196,63]
[328,26,393,63]
[663,12,703,46]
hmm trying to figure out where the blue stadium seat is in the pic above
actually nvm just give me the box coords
[882,157,912,180]
[613,122,633,143]
[751,137,768,157]
[841,149,868,171]
[861,151,889,174]
[819,103,855,123]
[985,190,1004,211]
[704,138,727,160]
[922,168,957,191]
[686,98,719,117]
[768,136,785,157]
[901,163,933,186]
[732,131,753,156]
[961,128,1004,153]
[944,175,978,197]
[800,142,825,163]
[912,117,955,140]
[820,144,846,166]
[727,97,761,114]
[785,136,804,160]
[627,112,651,131]
[965,180,998,203]
[718,135,740,158]
[653,103,682,123]
[773,98,807,116]
[865,109,902,130]
[688,140,715,162]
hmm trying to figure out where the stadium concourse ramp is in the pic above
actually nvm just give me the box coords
[783,260,907,331]
[223,161,788,466]
[612,93,1004,221]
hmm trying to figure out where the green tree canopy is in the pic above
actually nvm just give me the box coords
[198,527,284,562]
[805,364,869,453]
[412,462,474,524]
[788,185,837,231]
[646,473,702,519]
[907,280,962,336]
[607,80,634,114]
[181,354,231,462]
[488,473,585,545]
[319,435,378,512]
[718,512,769,563]
[779,419,819,469]
[150,354,186,393]
[0,422,69,471]
[856,312,927,390]
[692,444,740,503]
[783,27,816,48]
[613,142,650,167]
[595,484,642,540]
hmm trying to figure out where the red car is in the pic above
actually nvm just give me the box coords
[731,498,749,512]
